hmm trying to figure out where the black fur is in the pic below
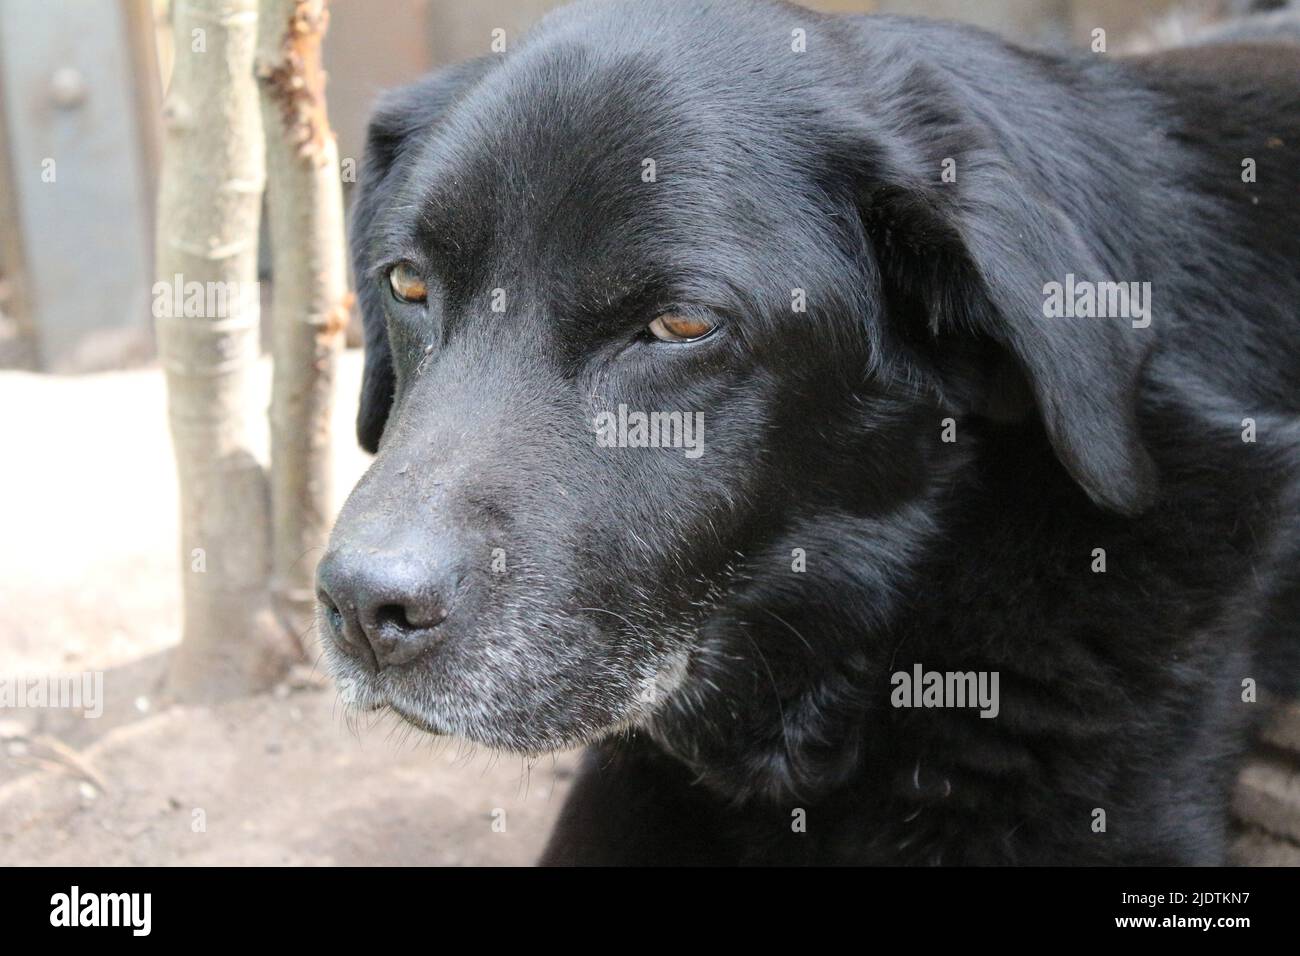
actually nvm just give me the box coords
[323,0,1300,864]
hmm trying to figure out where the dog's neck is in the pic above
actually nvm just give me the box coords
[642,427,976,803]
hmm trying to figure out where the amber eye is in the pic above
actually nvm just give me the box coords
[647,313,715,342]
[388,262,427,304]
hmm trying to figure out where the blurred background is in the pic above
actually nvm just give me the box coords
[1,0,1296,867]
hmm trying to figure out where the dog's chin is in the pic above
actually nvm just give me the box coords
[384,700,452,737]
[323,624,695,754]
[343,674,636,755]
[395,700,636,756]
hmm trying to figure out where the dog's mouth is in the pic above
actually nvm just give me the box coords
[384,699,450,736]
[352,682,460,739]
[348,670,455,736]
[321,601,702,753]
[319,584,744,783]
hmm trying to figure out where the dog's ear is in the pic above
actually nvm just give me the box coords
[854,145,1158,516]
[351,58,496,453]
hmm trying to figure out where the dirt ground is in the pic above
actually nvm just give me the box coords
[0,351,574,866]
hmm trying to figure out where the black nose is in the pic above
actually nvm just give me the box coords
[317,547,454,668]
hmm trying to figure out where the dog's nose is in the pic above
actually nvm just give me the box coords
[317,548,454,668]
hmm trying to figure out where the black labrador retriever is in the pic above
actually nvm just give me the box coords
[317,0,1300,864]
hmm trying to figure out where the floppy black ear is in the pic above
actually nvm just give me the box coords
[351,58,496,453]
[852,134,1158,516]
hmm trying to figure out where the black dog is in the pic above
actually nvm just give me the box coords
[318,0,1300,864]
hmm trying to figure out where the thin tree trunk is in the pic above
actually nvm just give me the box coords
[156,0,297,701]
[256,0,348,640]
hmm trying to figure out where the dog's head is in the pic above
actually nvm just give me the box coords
[319,0,1155,758]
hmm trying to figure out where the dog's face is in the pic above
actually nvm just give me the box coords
[319,0,1155,760]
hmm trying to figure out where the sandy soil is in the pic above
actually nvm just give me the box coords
[0,352,574,866]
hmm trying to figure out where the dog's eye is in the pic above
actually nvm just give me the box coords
[388,262,427,304]
[647,314,715,343]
